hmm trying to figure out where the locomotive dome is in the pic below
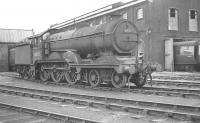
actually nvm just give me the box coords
[48,19,139,54]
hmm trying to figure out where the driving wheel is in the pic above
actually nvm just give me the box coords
[64,70,78,85]
[51,70,63,83]
[111,71,127,88]
[88,69,101,87]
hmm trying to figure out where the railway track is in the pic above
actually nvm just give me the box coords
[0,105,62,123]
[3,72,200,89]
[26,80,200,100]
[0,94,103,123]
[152,71,200,76]
[0,103,106,123]
[51,82,200,99]
[152,75,200,81]
[0,84,199,122]
[2,72,200,89]
[0,73,200,99]
[149,79,200,88]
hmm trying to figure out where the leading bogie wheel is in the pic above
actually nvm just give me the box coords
[111,71,127,88]
[88,69,101,87]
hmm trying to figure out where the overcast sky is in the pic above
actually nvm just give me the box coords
[0,0,131,34]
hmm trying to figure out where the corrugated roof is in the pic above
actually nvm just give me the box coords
[0,28,34,43]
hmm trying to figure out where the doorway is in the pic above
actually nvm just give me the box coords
[164,38,174,71]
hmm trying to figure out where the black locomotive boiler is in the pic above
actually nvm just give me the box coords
[15,19,150,88]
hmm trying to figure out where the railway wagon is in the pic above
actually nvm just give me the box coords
[15,19,151,88]
[174,41,200,71]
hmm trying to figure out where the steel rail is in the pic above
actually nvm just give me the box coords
[148,80,200,88]
[0,84,199,122]
[152,76,200,81]
[46,81,200,99]
[0,73,200,99]
[0,102,99,123]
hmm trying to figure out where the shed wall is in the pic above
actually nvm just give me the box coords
[0,44,8,72]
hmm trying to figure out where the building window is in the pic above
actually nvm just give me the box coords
[189,10,198,32]
[168,8,178,31]
[137,8,143,20]
[122,12,128,19]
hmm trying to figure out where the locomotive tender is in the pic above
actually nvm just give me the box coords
[15,19,150,88]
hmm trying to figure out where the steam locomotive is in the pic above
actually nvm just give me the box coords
[13,19,151,88]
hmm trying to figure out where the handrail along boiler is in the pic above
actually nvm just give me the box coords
[15,19,149,88]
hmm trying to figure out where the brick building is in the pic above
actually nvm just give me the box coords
[50,0,200,71]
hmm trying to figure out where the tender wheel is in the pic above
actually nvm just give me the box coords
[22,67,29,79]
[23,73,29,79]
[133,73,147,88]
[111,71,127,88]
[51,70,63,83]
[64,70,77,85]
[88,69,101,87]
[20,72,25,79]
[40,70,49,82]
[29,69,35,80]
[24,68,32,80]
